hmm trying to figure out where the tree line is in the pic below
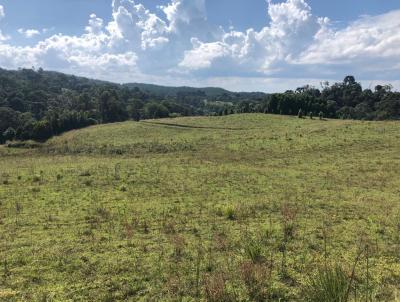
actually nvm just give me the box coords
[0,68,399,144]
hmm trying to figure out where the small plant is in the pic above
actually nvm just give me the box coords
[83,179,93,186]
[304,265,350,302]
[95,206,111,220]
[114,163,121,180]
[244,237,264,264]
[3,260,10,279]
[281,203,298,240]
[15,201,23,214]
[223,205,237,221]
[170,234,186,259]
[204,272,233,302]
[79,170,91,177]
[142,219,149,234]
[124,221,134,244]
[163,220,176,234]
[240,261,270,302]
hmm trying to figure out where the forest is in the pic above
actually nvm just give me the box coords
[0,68,399,143]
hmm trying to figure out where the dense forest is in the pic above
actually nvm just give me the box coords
[0,68,399,143]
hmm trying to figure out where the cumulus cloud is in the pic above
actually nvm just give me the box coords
[0,5,8,41]
[0,0,399,91]
[85,14,104,35]
[18,28,41,38]
[179,0,329,76]
[296,10,400,79]
[0,5,4,19]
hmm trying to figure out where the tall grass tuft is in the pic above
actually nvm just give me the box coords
[304,265,350,302]
[244,237,264,264]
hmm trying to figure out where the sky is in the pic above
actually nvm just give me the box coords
[0,0,399,92]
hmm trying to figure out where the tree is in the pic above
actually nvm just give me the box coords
[127,99,144,121]
[143,102,169,119]
[3,127,16,142]
[7,93,26,112]
[298,109,303,118]
[31,120,52,141]
[343,75,356,86]
[98,91,128,123]
[0,107,20,134]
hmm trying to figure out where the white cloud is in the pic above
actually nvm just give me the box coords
[0,0,399,91]
[18,28,41,38]
[0,5,8,41]
[179,0,329,76]
[85,14,104,35]
[0,5,4,20]
[296,10,400,79]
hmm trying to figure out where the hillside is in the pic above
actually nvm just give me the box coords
[1,68,399,145]
[124,83,231,97]
[0,114,399,301]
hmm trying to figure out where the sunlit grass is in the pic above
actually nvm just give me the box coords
[0,114,399,301]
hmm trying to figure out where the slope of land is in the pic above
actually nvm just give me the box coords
[0,114,399,301]
[123,83,232,97]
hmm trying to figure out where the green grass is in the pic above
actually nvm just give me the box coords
[0,114,400,301]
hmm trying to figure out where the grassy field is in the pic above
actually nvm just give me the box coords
[0,114,399,301]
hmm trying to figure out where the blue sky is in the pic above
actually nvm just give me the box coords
[0,0,399,91]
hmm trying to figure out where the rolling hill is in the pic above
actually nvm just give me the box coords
[0,114,399,301]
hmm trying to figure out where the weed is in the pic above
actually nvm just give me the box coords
[224,205,237,221]
[170,234,186,260]
[204,272,233,302]
[240,261,270,301]
[244,236,264,264]
[79,170,91,177]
